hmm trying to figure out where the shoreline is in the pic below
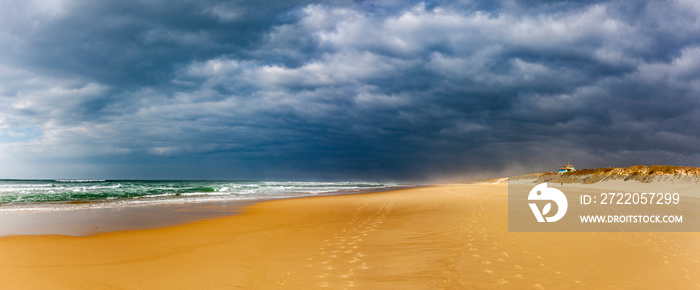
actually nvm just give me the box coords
[0,199,255,237]
[1,184,698,289]
[0,185,418,237]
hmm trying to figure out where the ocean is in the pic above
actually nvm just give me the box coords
[0,179,409,213]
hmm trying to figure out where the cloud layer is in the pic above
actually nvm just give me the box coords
[1,0,700,180]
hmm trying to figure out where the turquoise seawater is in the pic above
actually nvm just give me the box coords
[0,180,407,212]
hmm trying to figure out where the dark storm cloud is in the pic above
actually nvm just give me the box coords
[4,0,315,86]
[1,0,700,180]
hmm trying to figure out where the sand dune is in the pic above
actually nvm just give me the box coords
[0,185,698,289]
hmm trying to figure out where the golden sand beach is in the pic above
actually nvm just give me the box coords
[1,184,698,289]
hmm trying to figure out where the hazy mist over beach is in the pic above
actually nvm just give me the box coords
[1,0,700,180]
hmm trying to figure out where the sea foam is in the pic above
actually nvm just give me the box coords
[0,180,410,213]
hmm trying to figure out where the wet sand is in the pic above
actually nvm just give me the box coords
[0,184,698,289]
[0,200,253,236]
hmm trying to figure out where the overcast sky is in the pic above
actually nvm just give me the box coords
[1,0,700,180]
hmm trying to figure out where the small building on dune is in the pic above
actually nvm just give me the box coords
[558,164,575,173]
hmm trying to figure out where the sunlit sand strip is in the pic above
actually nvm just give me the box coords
[0,184,698,289]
